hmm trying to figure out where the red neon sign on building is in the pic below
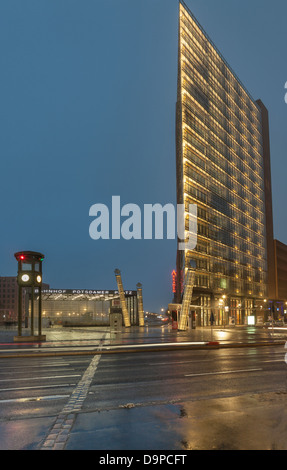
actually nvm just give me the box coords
[172,270,177,294]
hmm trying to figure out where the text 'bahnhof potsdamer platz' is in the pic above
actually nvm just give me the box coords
[175,1,275,326]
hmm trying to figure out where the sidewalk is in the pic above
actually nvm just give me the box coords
[0,323,286,357]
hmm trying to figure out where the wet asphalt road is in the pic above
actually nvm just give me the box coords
[0,325,286,450]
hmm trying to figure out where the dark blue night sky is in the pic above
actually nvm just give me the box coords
[1,0,287,312]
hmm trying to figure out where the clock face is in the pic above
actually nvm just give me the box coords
[37,275,42,283]
[21,274,30,282]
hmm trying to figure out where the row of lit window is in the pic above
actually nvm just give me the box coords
[179,39,262,132]
[194,229,265,262]
[182,91,264,177]
[192,273,266,296]
[184,159,264,214]
[179,11,261,125]
[195,205,265,240]
[192,257,266,281]
[194,208,265,247]
[184,181,265,230]
[181,73,263,164]
[182,119,264,191]
[186,202,265,247]
[182,94,263,180]
[190,255,267,285]
[180,42,262,142]
[184,146,263,205]
[182,96,263,170]
[184,161,265,223]
[183,126,264,195]
[192,247,267,273]
[194,221,265,255]
[181,58,262,155]
[190,237,267,270]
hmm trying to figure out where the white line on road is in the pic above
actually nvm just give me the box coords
[0,383,77,392]
[185,368,263,377]
[0,395,70,404]
[105,342,207,350]
[0,363,69,369]
[41,332,108,450]
[151,353,285,366]
[0,368,74,375]
[0,375,81,382]
[0,342,206,354]
[0,347,97,353]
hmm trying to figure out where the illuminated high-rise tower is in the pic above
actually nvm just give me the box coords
[176,1,275,326]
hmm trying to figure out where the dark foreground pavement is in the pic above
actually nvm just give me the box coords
[1,390,287,451]
[0,323,286,451]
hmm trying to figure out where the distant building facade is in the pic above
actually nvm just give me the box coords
[175,1,275,326]
[274,240,287,302]
[0,277,50,325]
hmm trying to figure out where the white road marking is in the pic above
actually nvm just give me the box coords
[0,368,74,375]
[0,383,76,392]
[105,342,207,350]
[41,332,108,450]
[0,395,70,403]
[185,368,263,377]
[0,347,96,353]
[0,375,81,382]
[0,363,69,369]
[151,353,285,366]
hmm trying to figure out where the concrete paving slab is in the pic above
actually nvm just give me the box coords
[0,416,55,450]
[65,405,182,450]
[65,392,287,450]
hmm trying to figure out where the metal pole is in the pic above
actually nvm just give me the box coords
[18,286,22,337]
[31,287,34,336]
[271,301,274,336]
[38,287,42,336]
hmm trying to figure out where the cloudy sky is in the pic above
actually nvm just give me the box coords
[1,0,287,312]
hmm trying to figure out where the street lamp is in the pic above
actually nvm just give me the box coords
[14,251,46,342]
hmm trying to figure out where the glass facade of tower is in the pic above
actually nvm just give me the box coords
[176,1,269,326]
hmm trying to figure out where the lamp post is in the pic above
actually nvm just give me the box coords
[14,251,46,342]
